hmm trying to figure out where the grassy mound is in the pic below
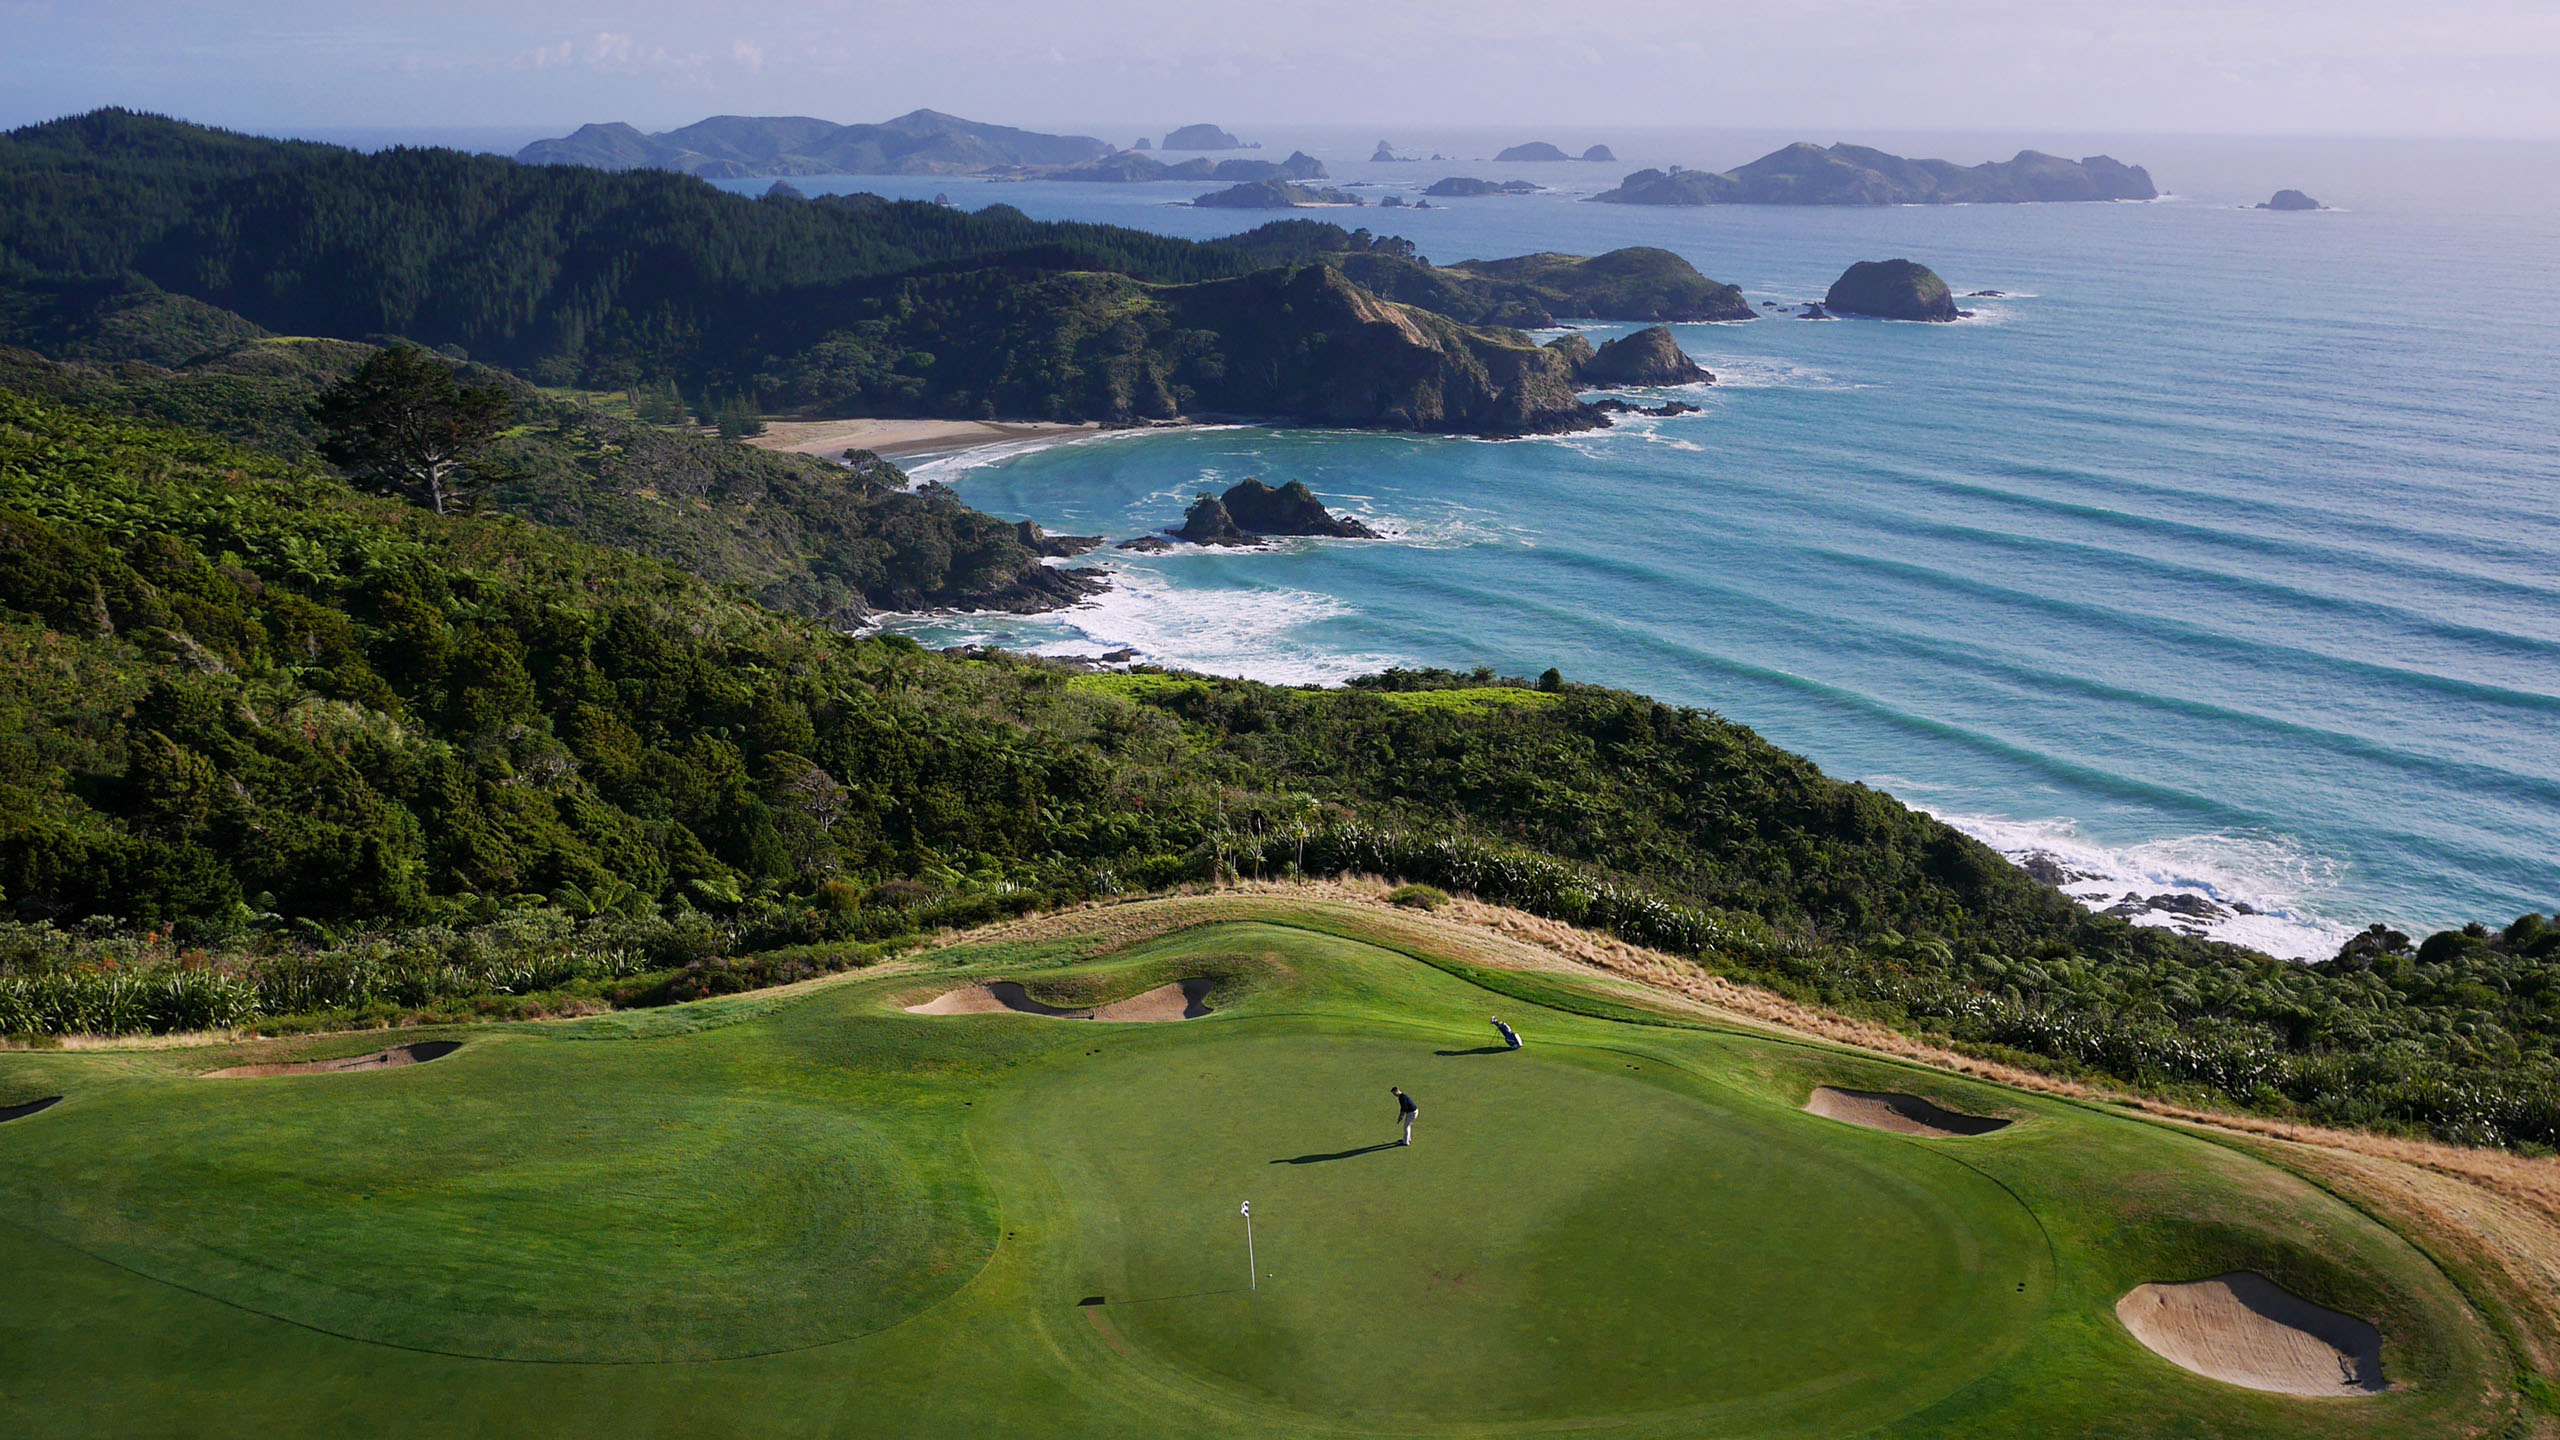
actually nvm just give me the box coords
[0,902,2524,1436]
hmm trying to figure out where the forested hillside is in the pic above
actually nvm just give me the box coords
[0,341,1094,622]
[0,112,1739,434]
[1,389,2554,1149]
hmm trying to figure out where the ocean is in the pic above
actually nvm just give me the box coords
[712,130,2560,958]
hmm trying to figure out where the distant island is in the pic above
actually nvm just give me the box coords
[1162,123,1247,150]
[1592,143,2157,205]
[2258,189,2326,211]
[516,110,1112,178]
[1495,142,1616,163]
[1371,141,1450,163]
[1007,150,1325,183]
[1425,177,1542,197]
[1193,180,1363,209]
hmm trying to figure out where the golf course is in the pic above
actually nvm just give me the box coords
[0,891,2545,1438]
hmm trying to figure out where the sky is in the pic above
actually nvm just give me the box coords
[4,0,2556,141]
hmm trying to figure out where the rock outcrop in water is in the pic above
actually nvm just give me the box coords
[1581,145,1617,163]
[1577,326,1709,387]
[1592,143,2157,205]
[1823,259,1961,322]
[1169,479,1380,545]
[2258,189,2325,211]
[1220,478,1381,537]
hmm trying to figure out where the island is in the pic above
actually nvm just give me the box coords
[1580,145,1617,163]
[1163,123,1245,150]
[1591,143,2158,205]
[1823,259,1961,322]
[2258,189,2326,211]
[1424,177,1542,197]
[516,110,1113,178]
[1022,150,1325,183]
[1192,180,1364,209]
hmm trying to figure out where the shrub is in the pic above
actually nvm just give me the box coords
[1388,883,1449,911]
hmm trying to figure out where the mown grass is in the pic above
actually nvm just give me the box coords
[0,908,2524,1438]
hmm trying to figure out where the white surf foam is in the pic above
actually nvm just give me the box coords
[886,567,1403,686]
[1930,812,2358,961]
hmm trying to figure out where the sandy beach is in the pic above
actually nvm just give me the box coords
[748,417,1102,461]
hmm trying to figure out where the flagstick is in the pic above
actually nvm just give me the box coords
[1242,1201,1256,1290]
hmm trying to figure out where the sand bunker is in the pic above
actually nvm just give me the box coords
[1805,1086,2010,1137]
[203,1040,461,1079]
[905,978,1214,1022]
[2117,1273,2386,1395]
[1,1095,62,1122]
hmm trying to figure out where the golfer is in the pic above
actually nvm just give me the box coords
[1392,1086,1418,1146]
[1491,1015,1522,1050]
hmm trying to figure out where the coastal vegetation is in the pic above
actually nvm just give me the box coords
[2,387,2557,1153]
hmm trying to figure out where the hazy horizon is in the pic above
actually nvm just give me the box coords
[6,1,2556,141]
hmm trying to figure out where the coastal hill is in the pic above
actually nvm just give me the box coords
[517,110,1113,177]
[0,112,1614,436]
[1594,142,2157,205]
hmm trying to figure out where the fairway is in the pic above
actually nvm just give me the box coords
[0,903,2532,1438]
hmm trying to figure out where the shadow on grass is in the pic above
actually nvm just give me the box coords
[1272,1141,1402,1164]
[1435,1045,1511,1056]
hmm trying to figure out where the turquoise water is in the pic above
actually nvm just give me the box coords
[719,134,2560,954]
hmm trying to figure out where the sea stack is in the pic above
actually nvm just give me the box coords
[1823,259,1960,322]
[1577,326,1709,387]
[1217,479,1380,538]
[2258,189,2325,211]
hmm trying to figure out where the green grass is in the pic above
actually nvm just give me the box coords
[0,911,2526,1437]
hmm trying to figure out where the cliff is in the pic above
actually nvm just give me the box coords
[1593,144,2158,206]
[1164,265,1602,434]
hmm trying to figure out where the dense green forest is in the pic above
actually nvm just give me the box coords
[1,387,2554,1150]
[0,340,1101,623]
[0,111,1750,433]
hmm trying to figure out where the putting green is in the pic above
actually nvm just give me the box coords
[1009,1031,2046,1429]
[0,908,2530,1438]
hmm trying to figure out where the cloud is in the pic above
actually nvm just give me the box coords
[732,39,764,72]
